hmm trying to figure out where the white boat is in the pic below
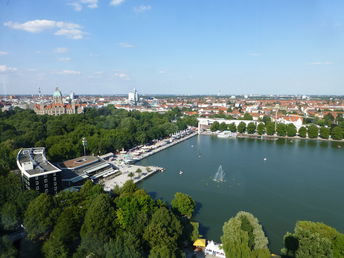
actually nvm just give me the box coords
[264,157,267,161]
[179,170,183,175]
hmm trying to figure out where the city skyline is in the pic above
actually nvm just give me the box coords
[1,0,344,95]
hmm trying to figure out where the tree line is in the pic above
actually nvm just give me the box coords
[0,177,198,258]
[210,119,344,140]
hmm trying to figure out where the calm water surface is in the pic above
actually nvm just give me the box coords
[138,135,344,253]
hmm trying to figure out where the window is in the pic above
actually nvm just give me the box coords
[35,176,38,180]
[54,182,57,186]
[45,184,48,188]
[54,187,57,191]
[36,181,39,185]
[45,189,48,193]
[53,177,57,181]
[44,174,47,178]
[36,186,39,190]
[44,179,48,183]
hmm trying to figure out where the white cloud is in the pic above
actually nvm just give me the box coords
[68,0,98,11]
[248,52,262,56]
[94,71,104,75]
[0,51,9,56]
[309,61,333,65]
[58,57,71,62]
[118,42,135,48]
[4,19,85,39]
[159,70,167,74]
[0,65,17,72]
[60,70,81,75]
[110,0,125,6]
[54,47,68,53]
[134,5,152,13]
[114,72,130,80]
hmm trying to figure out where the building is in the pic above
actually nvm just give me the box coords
[16,147,62,195]
[205,240,226,258]
[128,88,139,105]
[34,87,84,115]
[58,155,118,188]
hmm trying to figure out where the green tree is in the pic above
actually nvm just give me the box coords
[281,221,344,257]
[24,193,58,240]
[331,126,343,140]
[276,123,287,136]
[243,113,253,120]
[246,122,256,134]
[228,123,237,133]
[237,122,246,133]
[149,245,178,258]
[210,121,220,132]
[307,124,319,139]
[171,192,196,218]
[221,211,270,258]
[80,194,116,257]
[104,232,143,258]
[219,122,228,131]
[298,126,307,138]
[266,122,275,136]
[143,207,183,249]
[319,126,330,139]
[257,123,265,135]
[286,124,297,137]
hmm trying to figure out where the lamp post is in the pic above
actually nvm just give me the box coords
[82,137,87,156]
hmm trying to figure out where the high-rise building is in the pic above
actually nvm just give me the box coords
[16,147,62,194]
[128,88,139,105]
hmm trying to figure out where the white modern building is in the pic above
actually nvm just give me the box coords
[17,147,62,194]
[128,88,139,105]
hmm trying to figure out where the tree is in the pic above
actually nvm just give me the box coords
[262,116,271,125]
[243,113,253,120]
[171,192,196,218]
[128,172,135,180]
[257,123,265,135]
[331,126,343,140]
[149,245,178,258]
[24,193,58,240]
[221,211,270,258]
[281,221,344,257]
[210,121,220,132]
[276,123,286,137]
[266,122,275,136]
[42,206,83,258]
[80,194,116,256]
[298,126,307,138]
[143,207,182,249]
[1,203,19,230]
[307,124,319,139]
[228,123,236,133]
[319,126,330,139]
[237,122,246,133]
[219,122,227,131]
[104,232,143,258]
[246,122,256,134]
[136,168,142,178]
[286,124,297,137]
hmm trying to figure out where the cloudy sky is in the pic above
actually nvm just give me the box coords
[0,0,343,95]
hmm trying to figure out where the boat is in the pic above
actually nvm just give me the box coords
[264,157,267,161]
[179,170,183,175]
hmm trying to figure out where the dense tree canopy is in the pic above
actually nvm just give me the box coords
[171,192,196,218]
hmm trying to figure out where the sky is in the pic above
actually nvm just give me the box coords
[0,0,343,95]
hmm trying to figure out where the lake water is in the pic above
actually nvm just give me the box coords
[138,135,344,253]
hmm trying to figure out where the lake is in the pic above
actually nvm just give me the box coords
[138,135,344,253]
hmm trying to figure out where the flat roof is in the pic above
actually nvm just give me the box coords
[17,147,60,176]
[59,156,98,169]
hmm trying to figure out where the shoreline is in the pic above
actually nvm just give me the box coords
[202,131,344,144]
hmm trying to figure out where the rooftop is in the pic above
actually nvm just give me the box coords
[59,156,99,169]
[17,147,61,176]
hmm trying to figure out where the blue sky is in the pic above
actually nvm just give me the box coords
[0,0,343,95]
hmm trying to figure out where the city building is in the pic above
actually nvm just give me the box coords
[16,147,62,194]
[128,88,139,105]
[34,87,84,115]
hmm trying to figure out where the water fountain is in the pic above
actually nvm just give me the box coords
[213,165,225,182]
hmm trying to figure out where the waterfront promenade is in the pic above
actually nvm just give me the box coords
[101,130,197,191]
